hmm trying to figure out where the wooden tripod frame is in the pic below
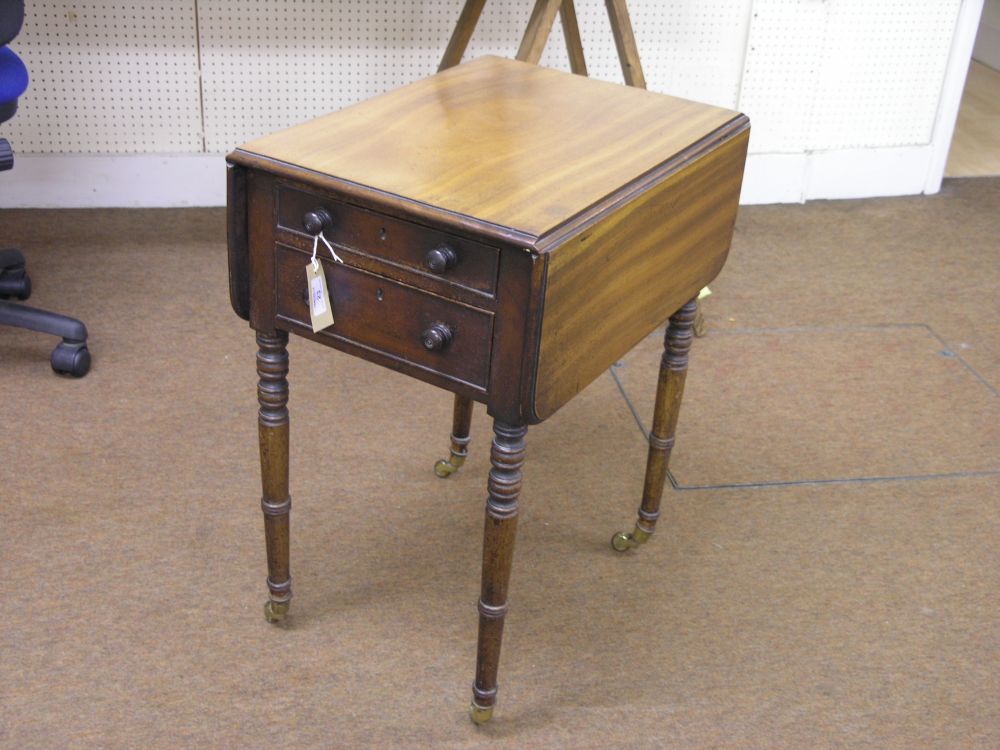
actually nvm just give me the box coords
[439,0,647,89]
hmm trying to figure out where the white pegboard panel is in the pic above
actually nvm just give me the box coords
[808,0,962,150]
[198,0,451,153]
[740,0,964,155]
[199,1,754,153]
[537,0,752,109]
[738,0,828,154]
[6,0,969,165]
[3,1,203,154]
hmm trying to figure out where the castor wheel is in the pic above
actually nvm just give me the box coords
[434,458,460,478]
[610,525,651,552]
[264,600,289,623]
[469,702,494,725]
[50,341,90,378]
[16,273,31,300]
[0,269,31,300]
[611,531,636,552]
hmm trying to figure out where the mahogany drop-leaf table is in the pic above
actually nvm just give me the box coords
[226,56,749,724]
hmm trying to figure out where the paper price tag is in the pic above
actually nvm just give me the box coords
[306,262,335,332]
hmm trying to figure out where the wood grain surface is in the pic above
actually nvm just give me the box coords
[235,56,743,240]
[532,128,749,420]
[516,0,563,65]
[559,0,588,75]
[438,0,489,71]
[605,0,646,88]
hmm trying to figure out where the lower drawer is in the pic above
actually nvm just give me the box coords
[274,244,494,389]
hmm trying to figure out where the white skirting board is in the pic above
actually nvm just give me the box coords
[741,146,939,205]
[0,154,224,209]
[0,147,950,209]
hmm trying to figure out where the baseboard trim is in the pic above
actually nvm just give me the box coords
[741,146,936,205]
[0,153,226,208]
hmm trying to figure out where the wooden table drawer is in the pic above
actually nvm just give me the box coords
[276,185,499,297]
[275,244,493,389]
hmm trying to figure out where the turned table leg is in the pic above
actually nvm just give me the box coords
[256,331,292,622]
[434,394,474,478]
[612,297,697,552]
[470,420,527,724]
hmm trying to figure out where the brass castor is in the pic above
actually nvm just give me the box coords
[264,600,289,623]
[434,455,465,478]
[434,458,457,477]
[470,702,494,725]
[693,310,707,338]
[610,525,652,552]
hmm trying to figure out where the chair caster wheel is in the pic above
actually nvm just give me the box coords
[0,274,31,302]
[50,341,90,378]
[470,702,494,725]
[434,458,458,478]
[0,272,31,300]
[17,274,31,300]
[264,600,289,623]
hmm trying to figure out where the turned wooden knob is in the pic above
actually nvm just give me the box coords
[424,244,458,274]
[422,322,453,351]
[302,208,333,234]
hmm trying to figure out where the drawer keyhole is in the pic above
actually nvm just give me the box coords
[376,288,384,301]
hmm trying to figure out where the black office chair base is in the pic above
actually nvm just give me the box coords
[1,247,91,377]
[0,297,91,378]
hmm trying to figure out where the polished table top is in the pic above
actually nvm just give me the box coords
[235,55,744,243]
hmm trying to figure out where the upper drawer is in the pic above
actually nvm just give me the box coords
[276,185,499,297]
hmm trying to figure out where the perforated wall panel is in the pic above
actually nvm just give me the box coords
[808,0,962,150]
[6,1,752,155]
[739,0,962,154]
[3,1,967,159]
[737,0,826,153]
[198,0,753,152]
[5,2,203,153]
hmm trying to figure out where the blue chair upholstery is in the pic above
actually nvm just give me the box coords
[0,46,29,121]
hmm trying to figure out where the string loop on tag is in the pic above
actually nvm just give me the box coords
[311,232,343,268]
[310,233,320,271]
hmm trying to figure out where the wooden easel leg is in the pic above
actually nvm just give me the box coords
[256,330,292,621]
[516,0,564,64]
[470,420,527,724]
[439,0,489,71]
[435,394,474,478]
[611,298,696,552]
[560,0,588,75]
[605,0,647,88]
